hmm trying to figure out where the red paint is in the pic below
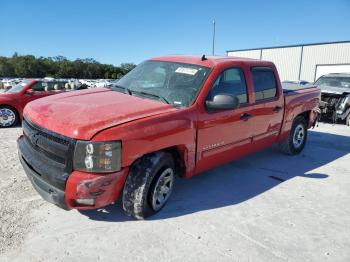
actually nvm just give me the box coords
[65,169,129,210]
[0,80,64,120]
[22,56,321,210]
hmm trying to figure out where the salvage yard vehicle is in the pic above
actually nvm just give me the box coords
[17,55,320,219]
[316,73,350,125]
[0,79,70,127]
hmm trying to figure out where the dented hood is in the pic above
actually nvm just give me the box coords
[320,85,350,95]
[24,88,177,140]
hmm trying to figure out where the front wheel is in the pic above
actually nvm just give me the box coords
[122,151,175,219]
[0,106,19,128]
[279,116,308,155]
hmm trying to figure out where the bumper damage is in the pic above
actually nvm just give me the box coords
[18,136,128,210]
[319,92,350,123]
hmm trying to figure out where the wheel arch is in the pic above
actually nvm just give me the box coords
[0,104,20,116]
[297,110,311,125]
[127,145,188,179]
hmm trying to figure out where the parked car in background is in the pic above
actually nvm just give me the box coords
[316,73,350,125]
[0,79,69,127]
[95,79,113,88]
[1,78,22,90]
[18,55,320,219]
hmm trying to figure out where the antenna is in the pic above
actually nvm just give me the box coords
[212,20,216,56]
[201,55,207,61]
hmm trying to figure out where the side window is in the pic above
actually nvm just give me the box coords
[31,82,45,92]
[209,68,248,104]
[252,68,278,101]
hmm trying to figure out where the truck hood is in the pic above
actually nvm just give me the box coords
[320,85,350,95]
[24,88,177,140]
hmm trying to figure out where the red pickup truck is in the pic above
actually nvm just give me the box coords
[18,56,320,219]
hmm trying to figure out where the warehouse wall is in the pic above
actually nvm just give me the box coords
[227,49,261,59]
[300,42,350,81]
[227,42,350,82]
[261,47,301,81]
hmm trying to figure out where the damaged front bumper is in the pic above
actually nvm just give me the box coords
[319,92,350,122]
[18,135,129,210]
[65,168,129,210]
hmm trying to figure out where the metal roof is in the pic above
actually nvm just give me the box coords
[226,40,350,53]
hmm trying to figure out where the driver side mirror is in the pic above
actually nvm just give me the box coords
[206,94,240,110]
[25,89,35,95]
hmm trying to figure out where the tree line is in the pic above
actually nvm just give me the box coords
[0,53,136,79]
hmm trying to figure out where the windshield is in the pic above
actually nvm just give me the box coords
[315,76,350,89]
[6,80,30,93]
[115,60,211,107]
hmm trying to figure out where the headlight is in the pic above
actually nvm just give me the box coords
[73,141,121,173]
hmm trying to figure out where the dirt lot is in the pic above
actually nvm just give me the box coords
[0,123,349,262]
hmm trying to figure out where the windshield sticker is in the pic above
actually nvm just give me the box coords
[175,67,198,75]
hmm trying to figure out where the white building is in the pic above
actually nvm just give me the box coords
[227,41,350,82]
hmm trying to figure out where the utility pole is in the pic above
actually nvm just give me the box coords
[212,20,216,56]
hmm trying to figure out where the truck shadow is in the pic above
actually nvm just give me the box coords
[80,129,349,222]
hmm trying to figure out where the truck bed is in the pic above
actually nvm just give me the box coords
[279,83,320,140]
[282,82,317,94]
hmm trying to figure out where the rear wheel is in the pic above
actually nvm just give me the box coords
[122,151,175,220]
[279,116,308,155]
[0,106,19,128]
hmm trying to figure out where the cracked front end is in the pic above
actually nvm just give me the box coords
[320,92,350,122]
[17,118,128,210]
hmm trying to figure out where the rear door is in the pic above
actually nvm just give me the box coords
[250,67,284,148]
[196,67,254,173]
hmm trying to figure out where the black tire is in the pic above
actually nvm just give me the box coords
[0,106,19,128]
[122,151,175,220]
[279,116,308,155]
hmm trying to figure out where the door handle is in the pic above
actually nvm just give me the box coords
[240,113,253,121]
[273,106,283,113]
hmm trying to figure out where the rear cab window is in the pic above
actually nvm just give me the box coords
[251,67,278,101]
[208,67,248,104]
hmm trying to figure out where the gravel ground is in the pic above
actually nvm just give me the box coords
[0,123,349,261]
[0,128,41,254]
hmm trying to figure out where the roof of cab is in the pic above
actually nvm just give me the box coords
[150,55,262,68]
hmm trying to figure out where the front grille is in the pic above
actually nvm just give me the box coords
[23,119,73,164]
[20,118,76,190]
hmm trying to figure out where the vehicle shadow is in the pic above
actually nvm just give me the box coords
[80,129,349,222]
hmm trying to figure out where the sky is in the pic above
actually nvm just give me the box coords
[1,0,349,66]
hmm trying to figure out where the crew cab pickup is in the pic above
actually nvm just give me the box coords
[17,56,320,219]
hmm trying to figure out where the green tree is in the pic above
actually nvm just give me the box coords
[0,53,135,79]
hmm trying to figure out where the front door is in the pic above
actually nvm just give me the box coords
[196,67,253,173]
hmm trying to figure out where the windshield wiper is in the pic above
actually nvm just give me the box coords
[109,84,170,104]
[135,91,170,104]
[109,84,132,95]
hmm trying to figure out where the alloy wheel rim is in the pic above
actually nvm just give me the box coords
[293,124,305,148]
[151,167,174,211]
[0,108,16,127]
